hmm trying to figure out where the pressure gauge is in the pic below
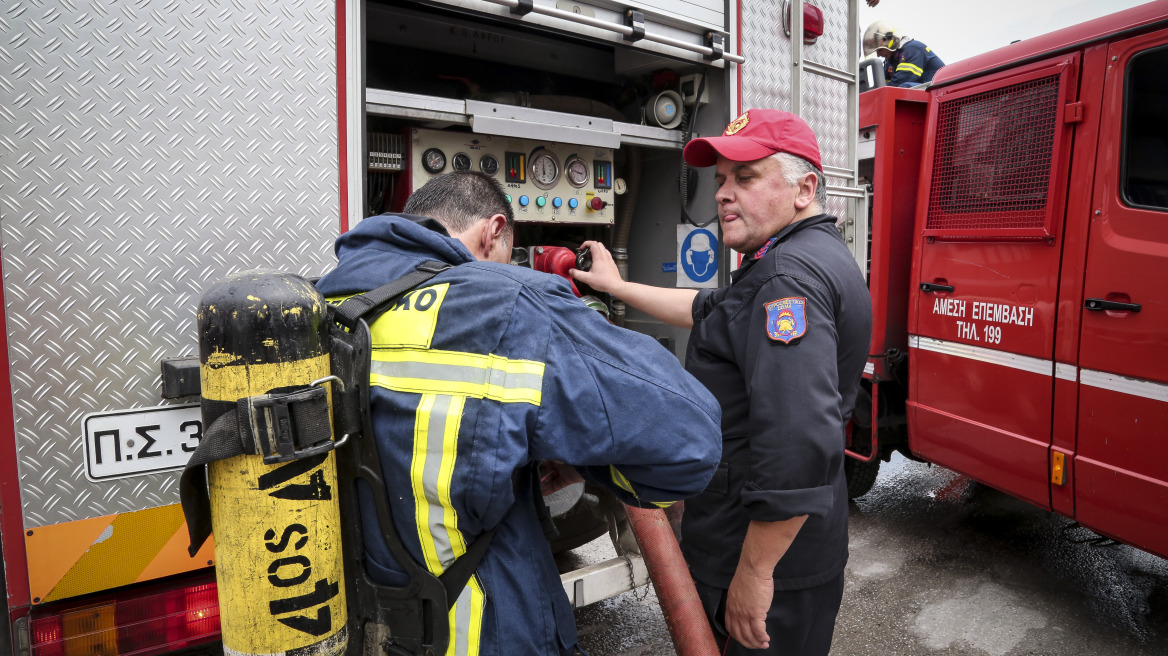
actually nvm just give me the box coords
[614,177,628,195]
[479,154,499,176]
[421,148,446,174]
[528,150,560,190]
[451,152,472,172]
[564,156,589,188]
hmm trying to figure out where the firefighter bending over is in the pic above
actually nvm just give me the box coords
[314,171,722,656]
[863,20,945,87]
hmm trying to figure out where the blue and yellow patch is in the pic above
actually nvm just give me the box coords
[765,297,807,343]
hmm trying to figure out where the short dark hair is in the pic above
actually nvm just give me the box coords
[403,171,514,235]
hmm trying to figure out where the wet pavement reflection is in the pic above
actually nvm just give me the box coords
[575,454,1168,655]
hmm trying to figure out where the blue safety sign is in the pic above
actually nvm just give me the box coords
[677,225,719,288]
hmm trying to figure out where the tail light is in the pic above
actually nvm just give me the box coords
[29,576,220,656]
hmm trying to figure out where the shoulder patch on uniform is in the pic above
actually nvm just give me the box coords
[765,297,807,343]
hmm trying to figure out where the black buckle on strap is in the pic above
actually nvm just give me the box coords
[248,376,350,464]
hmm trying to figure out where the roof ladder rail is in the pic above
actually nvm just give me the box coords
[788,0,867,274]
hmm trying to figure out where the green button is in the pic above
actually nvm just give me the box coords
[506,194,512,203]
[536,196,547,207]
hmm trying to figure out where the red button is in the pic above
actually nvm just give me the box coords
[589,197,607,211]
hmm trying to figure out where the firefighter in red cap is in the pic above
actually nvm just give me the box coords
[573,109,872,656]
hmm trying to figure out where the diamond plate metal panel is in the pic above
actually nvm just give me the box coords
[739,0,852,172]
[740,0,792,113]
[0,0,339,528]
[811,0,852,71]
[805,73,851,172]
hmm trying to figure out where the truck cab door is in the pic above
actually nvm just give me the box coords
[908,55,1081,508]
[1074,29,1168,559]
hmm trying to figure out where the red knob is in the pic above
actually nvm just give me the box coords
[589,197,607,211]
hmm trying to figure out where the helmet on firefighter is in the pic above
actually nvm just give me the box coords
[862,20,903,56]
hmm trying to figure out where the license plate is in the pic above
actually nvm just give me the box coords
[82,405,203,481]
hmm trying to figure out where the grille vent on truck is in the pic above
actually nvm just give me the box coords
[925,74,1062,239]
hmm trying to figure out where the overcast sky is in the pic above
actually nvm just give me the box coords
[858,0,1154,65]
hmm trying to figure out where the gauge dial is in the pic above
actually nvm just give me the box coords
[421,148,446,174]
[451,152,472,172]
[614,177,628,195]
[528,151,560,190]
[564,156,589,188]
[479,154,499,176]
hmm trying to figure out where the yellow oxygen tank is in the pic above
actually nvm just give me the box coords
[198,271,348,656]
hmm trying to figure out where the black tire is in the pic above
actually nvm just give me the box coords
[844,455,880,499]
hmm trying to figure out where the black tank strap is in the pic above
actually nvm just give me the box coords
[333,261,452,329]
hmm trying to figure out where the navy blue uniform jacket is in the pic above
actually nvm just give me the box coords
[681,214,871,591]
[885,39,945,87]
[316,214,722,656]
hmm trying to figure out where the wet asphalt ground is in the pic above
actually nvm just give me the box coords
[573,454,1168,656]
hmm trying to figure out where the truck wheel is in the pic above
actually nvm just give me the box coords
[845,456,880,499]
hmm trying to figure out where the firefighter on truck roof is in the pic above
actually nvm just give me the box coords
[863,20,946,87]
[314,171,722,656]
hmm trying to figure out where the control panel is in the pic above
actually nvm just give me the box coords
[409,128,616,224]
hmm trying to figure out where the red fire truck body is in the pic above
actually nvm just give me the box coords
[851,2,1168,561]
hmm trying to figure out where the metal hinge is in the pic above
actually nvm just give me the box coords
[1064,102,1085,124]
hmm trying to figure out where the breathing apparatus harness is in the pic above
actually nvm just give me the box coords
[180,261,528,656]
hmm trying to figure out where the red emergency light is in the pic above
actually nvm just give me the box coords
[782,1,825,45]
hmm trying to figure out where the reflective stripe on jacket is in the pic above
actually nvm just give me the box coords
[885,39,945,87]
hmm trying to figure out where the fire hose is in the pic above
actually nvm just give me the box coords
[624,505,720,656]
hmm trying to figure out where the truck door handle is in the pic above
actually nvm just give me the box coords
[920,282,955,293]
[1084,298,1141,312]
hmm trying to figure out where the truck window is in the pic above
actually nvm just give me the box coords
[1122,46,1168,211]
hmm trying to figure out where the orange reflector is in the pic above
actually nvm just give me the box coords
[1051,451,1066,485]
[62,603,117,656]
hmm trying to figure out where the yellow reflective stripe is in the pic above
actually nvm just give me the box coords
[896,62,924,76]
[433,394,482,656]
[372,349,544,405]
[467,576,484,655]
[610,465,636,497]
[404,392,482,654]
[651,501,674,509]
[448,576,485,656]
[410,394,470,574]
[412,394,443,572]
[440,395,468,561]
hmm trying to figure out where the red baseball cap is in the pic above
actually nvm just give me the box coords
[683,109,822,171]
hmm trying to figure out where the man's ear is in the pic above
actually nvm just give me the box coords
[480,213,510,260]
[793,172,818,211]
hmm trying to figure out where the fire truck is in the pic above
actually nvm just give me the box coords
[0,0,865,653]
[847,2,1168,564]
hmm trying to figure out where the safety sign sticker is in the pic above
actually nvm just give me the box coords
[677,225,719,288]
